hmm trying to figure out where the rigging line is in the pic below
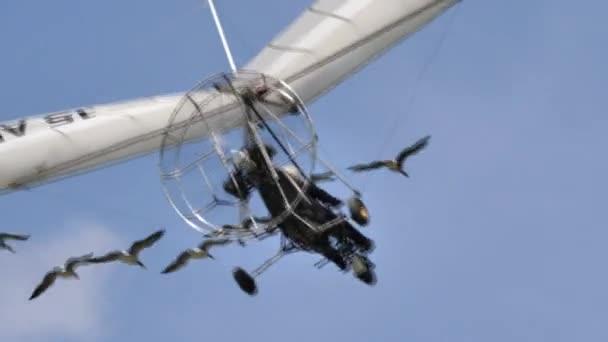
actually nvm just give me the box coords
[220,73,309,181]
[207,0,237,73]
[213,2,258,61]
[247,101,308,179]
[358,6,460,193]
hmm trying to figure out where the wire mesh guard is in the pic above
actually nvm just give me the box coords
[159,71,319,240]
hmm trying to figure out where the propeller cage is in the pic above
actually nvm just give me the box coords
[158,70,319,239]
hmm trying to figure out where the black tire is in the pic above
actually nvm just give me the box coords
[233,267,258,296]
[357,268,377,285]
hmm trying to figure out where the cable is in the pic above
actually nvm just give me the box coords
[212,1,258,60]
[207,0,237,72]
[358,6,460,193]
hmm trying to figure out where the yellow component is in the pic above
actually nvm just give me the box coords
[359,207,369,219]
[349,197,370,226]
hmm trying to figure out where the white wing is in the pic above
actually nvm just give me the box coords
[0,0,459,193]
[245,0,461,104]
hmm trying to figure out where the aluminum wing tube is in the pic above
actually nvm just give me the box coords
[0,0,459,192]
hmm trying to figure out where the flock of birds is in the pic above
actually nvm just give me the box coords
[1,230,232,301]
[1,134,431,301]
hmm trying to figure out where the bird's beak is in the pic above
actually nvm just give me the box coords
[74,273,80,280]
[137,261,147,269]
[208,254,215,260]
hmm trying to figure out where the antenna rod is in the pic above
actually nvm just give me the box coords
[207,0,237,73]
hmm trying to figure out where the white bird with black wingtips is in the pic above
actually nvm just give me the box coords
[0,232,30,253]
[29,252,96,300]
[89,229,165,269]
[161,239,231,274]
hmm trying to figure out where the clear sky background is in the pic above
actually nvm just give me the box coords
[0,0,606,341]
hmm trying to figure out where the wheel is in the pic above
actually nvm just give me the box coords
[357,268,377,285]
[233,267,258,296]
[348,197,370,226]
[351,255,377,286]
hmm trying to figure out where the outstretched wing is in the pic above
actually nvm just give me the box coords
[0,233,30,241]
[396,135,431,166]
[311,171,335,183]
[65,252,95,271]
[161,250,192,274]
[221,224,248,232]
[348,160,388,172]
[89,251,123,264]
[128,229,165,256]
[199,239,231,251]
[29,271,58,300]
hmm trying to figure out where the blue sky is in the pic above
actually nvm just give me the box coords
[1,0,607,341]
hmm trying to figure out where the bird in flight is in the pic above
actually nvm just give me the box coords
[348,135,431,177]
[310,171,336,183]
[29,253,95,300]
[205,216,272,237]
[0,232,30,253]
[161,239,231,274]
[89,229,165,269]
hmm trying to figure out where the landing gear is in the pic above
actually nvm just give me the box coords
[232,240,297,296]
[233,267,258,296]
[351,254,377,286]
[313,239,378,286]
